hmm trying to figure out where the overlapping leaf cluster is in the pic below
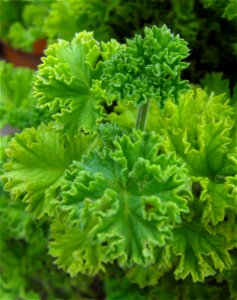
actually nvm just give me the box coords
[1,23,237,299]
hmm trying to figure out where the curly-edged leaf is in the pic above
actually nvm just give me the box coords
[49,132,190,276]
[2,124,97,218]
[0,61,52,130]
[160,88,235,178]
[34,31,106,135]
[195,176,237,225]
[102,25,190,107]
[159,89,237,226]
[173,221,235,282]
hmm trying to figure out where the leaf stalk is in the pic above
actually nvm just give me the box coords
[136,100,150,131]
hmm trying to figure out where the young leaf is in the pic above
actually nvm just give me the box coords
[173,221,234,282]
[102,25,190,107]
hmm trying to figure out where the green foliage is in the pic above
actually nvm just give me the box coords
[0,0,24,40]
[44,0,199,46]
[0,0,51,52]
[201,0,237,20]
[2,124,98,218]
[201,72,231,98]
[49,132,190,276]
[1,21,237,299]
[44,0,116,42]
[34,31,113,135]
[0,61,50,130]
[0,192,97,299]
[102,25,190,107]
[173,221,234,282]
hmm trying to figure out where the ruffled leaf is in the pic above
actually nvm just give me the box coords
[160,89,235,178]
[49,132,190,276]
[2,124,97,218]
[102,25,190,106]
[173,221,234,282]
[34,31,106,136]
[195,176,237,225]
[158,89,237,226]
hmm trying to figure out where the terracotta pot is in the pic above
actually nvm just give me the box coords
[1,39,46,69]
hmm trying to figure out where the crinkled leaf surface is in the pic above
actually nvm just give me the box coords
[160,89,235,177]
[173,221,235,282]
[2,124,97,218]
[102,25,190,106]
[195,175,237,225]
[34,31,106,136]
[159,89,237,225]
[49,132,190,276]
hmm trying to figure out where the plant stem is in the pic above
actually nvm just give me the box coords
[136,99,150,131]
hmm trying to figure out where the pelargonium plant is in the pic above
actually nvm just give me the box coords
[1,24,237,299]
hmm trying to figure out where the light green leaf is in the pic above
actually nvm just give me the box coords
[34,31,106,135]
[160,88,235,177]
[159,89,237,226]
[173,221,234,282]
[196,176,237,225]
[2,124,97,218]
